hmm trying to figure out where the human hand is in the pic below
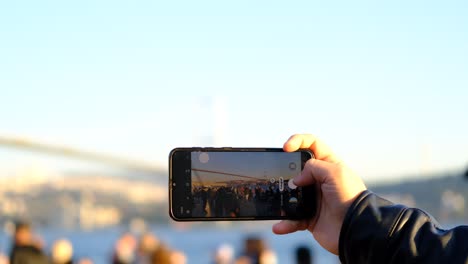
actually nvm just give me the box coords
[272,134,366,255]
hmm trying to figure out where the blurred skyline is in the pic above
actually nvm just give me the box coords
[1,0,467,183]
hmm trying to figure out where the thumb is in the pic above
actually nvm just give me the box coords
[293,159,337,187]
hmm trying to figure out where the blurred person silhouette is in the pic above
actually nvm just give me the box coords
[236,236,277,264]
[212,243,234,264]
[169,249,186,264]
[9,220,49,264]
[136,232,159,264]
[272,134,468,263]
[294,245,312,264]
[50,238,73,264]
[111,232,137,264]
[149,244,171,264]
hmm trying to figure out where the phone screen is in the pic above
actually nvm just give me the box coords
[169,148,316,221]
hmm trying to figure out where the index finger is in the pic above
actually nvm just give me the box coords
[283,134,342,164]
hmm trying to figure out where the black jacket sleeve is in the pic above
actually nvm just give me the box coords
[339,190,468,264]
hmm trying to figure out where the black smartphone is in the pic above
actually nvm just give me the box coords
[169,147,318,221]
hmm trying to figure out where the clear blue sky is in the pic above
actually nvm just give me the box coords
[1,0,467,183]
[191,152,301,184]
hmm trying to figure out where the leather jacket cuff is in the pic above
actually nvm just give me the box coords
[338,190,406,263]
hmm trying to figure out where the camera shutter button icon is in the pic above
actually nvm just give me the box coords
[279,177,284,192]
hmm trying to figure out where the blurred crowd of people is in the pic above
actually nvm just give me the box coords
[0,221,314,264]
[192,180,300,218]
[211,236,313,264]
[1,220,185,264]
[110,231,186,264]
